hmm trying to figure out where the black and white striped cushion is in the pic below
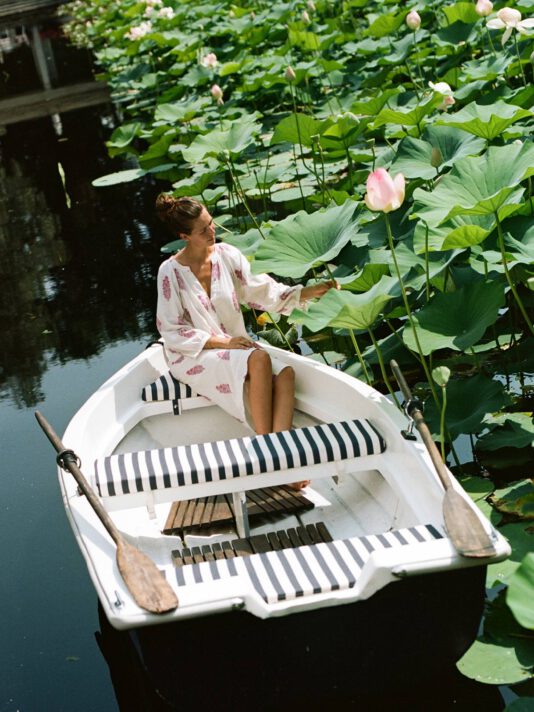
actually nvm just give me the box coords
[174,524,443,604]
[142,372,197,402]
[94,419,386,497]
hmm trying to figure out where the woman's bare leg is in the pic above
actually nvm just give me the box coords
[272,366,295,432]
[272,367,309,491]
[245,349,273,435]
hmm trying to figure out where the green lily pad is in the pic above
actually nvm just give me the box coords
[457,590,534,685]
[106,122,142,150]
[477,414,534,451]
[488,519,534,587]
[413,214,495,253]
[271,113,323,148]
[92,168,145,186]
[391,126,485,179]
[182,117,261,162]
[424,375,509,437]
[373,94,441,129]
[154,97,210,124]
[490,481,534,521]
[365,9,408,38]
[290,275,398,331]
[342,264,391,292]
[507,553,534,630]
[436,101,533,141]
[252,201,359,278]
[412,141,534,226]
[403,280,505,355]
[222,227,265,256]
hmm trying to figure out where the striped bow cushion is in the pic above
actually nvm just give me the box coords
[142,372,198,402]
[174,524,443,604]
[94,419,386,498]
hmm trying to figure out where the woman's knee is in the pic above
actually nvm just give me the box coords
[247,349,272,378]
[275,366,295,390]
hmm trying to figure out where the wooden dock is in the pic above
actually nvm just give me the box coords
[0,81,111,126]
[0,0,68,25]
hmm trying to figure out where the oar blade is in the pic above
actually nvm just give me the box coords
[117,540,178,614]
[443,489,497,559]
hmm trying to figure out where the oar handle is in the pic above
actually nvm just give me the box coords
[35,411,120,546]
[390,361,452,492]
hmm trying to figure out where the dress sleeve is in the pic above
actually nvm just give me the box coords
[156,262,209,359]
[225,245,304,315]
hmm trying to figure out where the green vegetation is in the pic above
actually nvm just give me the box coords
[62,0,534,694]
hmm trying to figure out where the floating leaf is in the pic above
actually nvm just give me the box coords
[373,95,441,129]
[290,276,398,331]
[424,375,509,437]
[507,553,534,629]
[252,201,359,278]
[271,113,323,148]
[182,117,260,162]
[477,414,534,451]
[435,101,533,140]
[92,168,145,187]
[412,141,534,226]
[391,126,485,179]
[341,264,390,292]
[403,280,506,355]
[490,481,534,521]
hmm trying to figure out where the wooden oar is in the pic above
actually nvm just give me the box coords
[389,361,497,559]
[35,411,178,614]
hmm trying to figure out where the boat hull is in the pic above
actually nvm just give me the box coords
[97,565,486,710]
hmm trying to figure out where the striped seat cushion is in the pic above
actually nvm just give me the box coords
[142,372,198,402]
[94,419,386,498]
[174,524,443,604]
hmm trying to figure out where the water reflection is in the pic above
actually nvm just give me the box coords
[0,109,168,408]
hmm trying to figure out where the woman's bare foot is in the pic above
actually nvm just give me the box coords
[288,480,310,491]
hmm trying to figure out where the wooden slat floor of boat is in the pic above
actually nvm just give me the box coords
[162,485,314,536]
[171,522,333,567]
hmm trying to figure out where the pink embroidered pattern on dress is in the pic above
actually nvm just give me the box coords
[162,275,171,301]
[232,290,240,311]
[173,268,186,290]
[216,383,231,394]
[187,365,205,376]
[234,268,247,285]
[178,327,195,338]
[280,288,294,300]
[172,355,185,365]
[156,317,162,331]
[212,262,220,281]
[247,302,263,310]
[217,350,230,360]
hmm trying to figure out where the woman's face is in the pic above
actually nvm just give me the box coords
[185,208,216,247]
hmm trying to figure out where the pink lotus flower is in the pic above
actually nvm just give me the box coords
[157,7,174,19]
[487,7,534,44]
[201,52,218,68]
[428,81,455,110]
[210,84,224,105]
[475,0,493,17]
[125,21,152,40]
[406,9,421,30]
[364,169,405,213]
[285,66,296,81]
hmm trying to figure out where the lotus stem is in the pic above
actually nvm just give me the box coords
[349,329,372,385]
[485,26,497,58]
[424,223,431,302]
[439,384,447,463]
[367,328,401,407]
[495,212,534,336]
[227,158,266,238]
[267,313,295,352]
[384,214,440,407]
[513,32,527,88]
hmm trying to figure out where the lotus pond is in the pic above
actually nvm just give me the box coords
[61,0,534,702]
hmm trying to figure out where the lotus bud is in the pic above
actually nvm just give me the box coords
[406,9,421,30]
[430,147,443,168]
[285,66,296,81]
[475,0,493,17]
[364,168,405,214]
[210,84,224,105]
[307,0,316,11]
[302,10,311,24]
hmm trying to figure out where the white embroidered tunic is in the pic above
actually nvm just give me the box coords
[156,242,303,424]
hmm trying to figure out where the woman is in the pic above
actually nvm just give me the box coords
[155,194,338,451]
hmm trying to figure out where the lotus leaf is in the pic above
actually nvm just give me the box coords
[373,95,442,129]
[350,89,400,117]
[424,374,509,437]
[478,414,534,451]
[457,591,534,685]
[271,114,323,148]
[222,228,265,256]
[403,280,505,355]
[252,201,359,278]
[507,553,534,630]
[490,481,534,522]
[391,126,485,179]
[182,118,261,163]
[412,141,534,226]
[441,2,480,24]
[290,276,398,331]
[435,101,533,141]
[365,9,408,38]
[92,168,145,186]
[107,122,142,150]
[154,97,210,124]
[341,264,391,292]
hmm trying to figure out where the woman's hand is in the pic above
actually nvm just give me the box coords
[205,335,258,349]
[301,280,340,301]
